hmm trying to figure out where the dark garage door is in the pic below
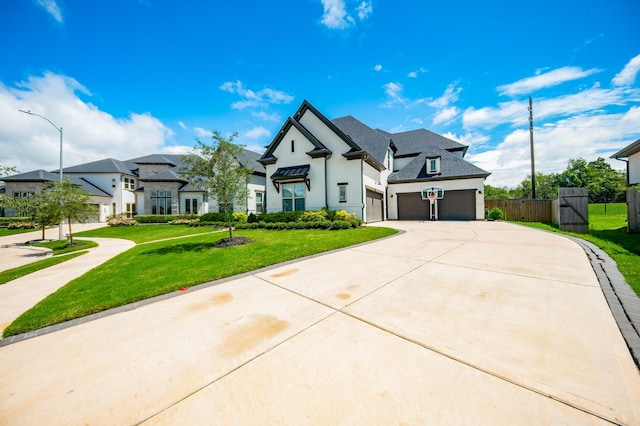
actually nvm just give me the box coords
[397,190,476,221]
[366,190,383,223]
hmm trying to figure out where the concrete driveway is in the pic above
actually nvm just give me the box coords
[0,221,639,425]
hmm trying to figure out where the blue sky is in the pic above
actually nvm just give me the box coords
[1,0,639,186]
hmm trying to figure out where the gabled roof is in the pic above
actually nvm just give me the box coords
[237,149,266,175]
[1,169,59,182]
[332,115,395,166]
[260,116,331,165]
[611,138,640,159]
[379,128,468,157]
[61,158,134,175]
[388,149,490,183]
[73,177,112,197]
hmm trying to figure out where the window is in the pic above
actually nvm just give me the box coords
[112,203,116,215]
[255,192,265,213]
[184,198,197,214]
[123,177,135,190]
[427,157,440,174]
[282,183,305,211]
[125,203,137,218]
[12,192,34,215]
[151,191,172,214]
[338,183,347,203]
[291,139,295,153]
[218,199,233,214]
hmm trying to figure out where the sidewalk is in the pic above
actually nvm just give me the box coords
[0,221,639,424]
[0,223,134,335]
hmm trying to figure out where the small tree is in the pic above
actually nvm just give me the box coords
[49,178,97,244]
[181,131,253,240]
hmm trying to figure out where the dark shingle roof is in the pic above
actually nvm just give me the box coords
[138,169,187,182]
[388,150,490,183]
[62,158,134,174]
[1,169,59,182]
[73,177,112,197]
[238,149,266,174]
[379,128,468,157]
[332,116,392,166]
[130,154,178,166]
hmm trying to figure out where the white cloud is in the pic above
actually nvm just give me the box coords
[408,67,426,78]
[382,82,406,106]
[319,0,372,30]
[497,67,602,96]
[36,0,63,23]
[1,72,174,173]
[612,54,640,86]
[194,127,209,138]
[429,82,461,109]
[220,80,293,110]
[374,64,383,72]
[432,106,460,125]
[320,0,354,29]
[252,111,281,122]
[245,126,271,140]
[178,121,186,129]
[356,1,373,20]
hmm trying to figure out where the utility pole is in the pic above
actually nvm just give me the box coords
[529,96,536,199]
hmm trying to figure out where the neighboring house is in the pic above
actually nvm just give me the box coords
[0,169,111,221]
[611,138,640,185]
[259,100,490,222]
[1,150,266,221]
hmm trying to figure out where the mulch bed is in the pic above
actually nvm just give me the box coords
[213,236,253,248]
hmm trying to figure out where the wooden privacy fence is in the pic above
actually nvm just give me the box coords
[485,199,553,223]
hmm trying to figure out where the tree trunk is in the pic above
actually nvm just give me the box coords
[226,206,233,239]
[67,217,73,245]
[41,223,45,240]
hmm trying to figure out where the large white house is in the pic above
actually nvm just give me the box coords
[259,100,490,222]
[1,151,266,222]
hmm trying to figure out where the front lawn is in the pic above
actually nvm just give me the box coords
[75,224,220,243]
[3,226,397,337]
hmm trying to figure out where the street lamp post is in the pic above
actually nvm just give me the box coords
[19,109,64,240]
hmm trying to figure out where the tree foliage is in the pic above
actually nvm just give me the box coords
[181,131,253,239]
[48,178,97,244]
[1,164,18,177]
[486,157,627,203]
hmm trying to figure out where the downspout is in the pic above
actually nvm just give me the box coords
[361,156,365,221]
[324,157,328,208]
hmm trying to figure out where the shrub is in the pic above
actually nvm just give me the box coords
[350,219,363,228]
[488,207,504,220]
[260,211,304,223]
[247,212,258,223]
[0,217,34,227]
[299,210,328,222]
[233,212,248,223]
[331,220,352,230]
[334,210,356,221]
[108,218,138,227]
[7,221,38,229]
[200,212,227,222]
[134,215,197,224]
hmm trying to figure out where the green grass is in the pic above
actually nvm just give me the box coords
[29,239,99,255]
[0,239,97,285]
[0,227,40,237]
[3,227,397,337]
[0,251,87,285]
[75,224,220,243]
[516,203,640,297]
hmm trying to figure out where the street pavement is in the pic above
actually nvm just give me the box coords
[0,220,638,425]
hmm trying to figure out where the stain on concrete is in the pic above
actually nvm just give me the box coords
[189,293,233,311]
[336,293,351,300]
[219,314,289,357]
[270,268,299,278]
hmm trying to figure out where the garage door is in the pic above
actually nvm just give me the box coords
[397,190,476,221]
[366,190,383,223]
[438,190,476,220]
[397,193,428,220]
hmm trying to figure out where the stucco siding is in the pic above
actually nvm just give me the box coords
[630,151,640,185]
[387,177,485,220]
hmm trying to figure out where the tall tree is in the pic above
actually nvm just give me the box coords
[49,178,97,244]
[181,131,253,240]
[484,184,511,199]
[0,164,18,177]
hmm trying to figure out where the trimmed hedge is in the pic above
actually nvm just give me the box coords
[134,214,198,223]
[0,217,33,227]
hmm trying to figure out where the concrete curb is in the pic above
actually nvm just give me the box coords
[568,236,640,369]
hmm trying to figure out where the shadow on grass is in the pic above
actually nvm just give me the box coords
[141,242,217,255]
[590,228,640,256]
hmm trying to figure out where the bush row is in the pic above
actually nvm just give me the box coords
[0,217,33,227]
[130,209,358,224]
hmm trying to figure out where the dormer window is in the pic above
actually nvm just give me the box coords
[427,157,441,174]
